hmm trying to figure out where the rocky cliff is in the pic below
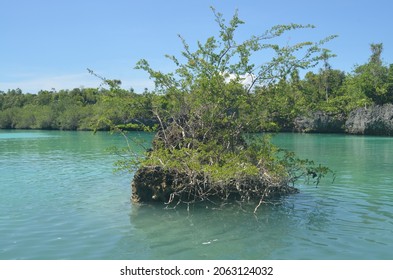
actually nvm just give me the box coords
[293,111,345,133]
[345,104,393,136]
[292,104,393,136]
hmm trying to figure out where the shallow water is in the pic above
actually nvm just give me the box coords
[1,130,392,259]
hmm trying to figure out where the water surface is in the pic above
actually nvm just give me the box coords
[1,130,392,259]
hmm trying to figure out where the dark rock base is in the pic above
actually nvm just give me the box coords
[293,111,345,133]
[131,166,299,205]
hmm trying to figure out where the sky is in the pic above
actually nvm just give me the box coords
[1,0,393,93]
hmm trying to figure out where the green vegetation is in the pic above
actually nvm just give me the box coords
[0,87,155,130]
[250,43,393,130]
[2,43,392,132]
[127,8,334,211]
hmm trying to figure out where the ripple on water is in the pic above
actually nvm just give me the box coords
[2,131,393,259]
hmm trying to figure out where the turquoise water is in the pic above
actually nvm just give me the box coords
[1,130,393,259]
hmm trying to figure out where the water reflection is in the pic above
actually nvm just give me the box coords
[127,194,334,259]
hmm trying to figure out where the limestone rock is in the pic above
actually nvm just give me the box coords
[345,104,393,135]
[293,111,345,133]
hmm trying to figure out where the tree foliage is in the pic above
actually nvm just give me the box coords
[2,42,393,133]
[136,7,336,144]
[0,87,155,130]
[353,43,393,104]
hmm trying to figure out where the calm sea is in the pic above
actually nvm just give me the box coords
[1,130,392,259]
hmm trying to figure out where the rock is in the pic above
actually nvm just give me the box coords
[131,166,176,203]
[345,104,393,135]
[345,107,368,135]
[293,111,345,133]
[131,166,207,203]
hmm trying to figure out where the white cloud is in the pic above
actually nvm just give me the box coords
[0,73,100,93]
[224,72,256,89]
[0,73,154,93]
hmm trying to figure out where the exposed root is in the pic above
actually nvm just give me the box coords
[131,165,298,213]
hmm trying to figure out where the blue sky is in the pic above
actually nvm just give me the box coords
[1,0,393,93]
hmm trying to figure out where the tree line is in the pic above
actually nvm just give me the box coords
[0,87,154,130]
[251,43,393,131]
[1,43,392,132]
